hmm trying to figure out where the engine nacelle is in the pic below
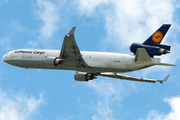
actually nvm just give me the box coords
[74,72,96,81]
[54,58,65,65]
[129,43,170,57]
[43,57,65,66]
[158,48,170,55]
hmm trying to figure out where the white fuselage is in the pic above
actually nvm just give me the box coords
[2,49,161,73]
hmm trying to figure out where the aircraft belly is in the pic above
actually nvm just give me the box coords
[13,59,132,73]
[78,67,132,73]
[23,60,44,68]
[7,59,44,68]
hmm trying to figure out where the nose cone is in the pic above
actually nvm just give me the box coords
[2,52,10,63]
[2,54,7,63]
[2,55,5,61]
[2,52,15,66]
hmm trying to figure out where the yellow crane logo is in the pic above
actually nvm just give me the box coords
[152,31,163,43]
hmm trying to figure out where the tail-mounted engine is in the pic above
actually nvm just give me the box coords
[43,57,67,66]
[129,24,172,57]
[74,72,97,81]
[129,43,170,57]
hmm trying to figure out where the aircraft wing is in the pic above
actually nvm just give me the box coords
[59,27,90,68]
[100,72,169,84]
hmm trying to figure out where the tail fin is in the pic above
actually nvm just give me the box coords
[130,24,172,57]
[143,24,171,50]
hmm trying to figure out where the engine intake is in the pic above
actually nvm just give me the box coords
[74,72,96,81]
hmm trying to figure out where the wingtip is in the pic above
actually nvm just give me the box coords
[68,27,76,35]
[157,75,170,84]
[163,75,170,81]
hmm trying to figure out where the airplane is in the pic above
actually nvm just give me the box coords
[2,24,175,84]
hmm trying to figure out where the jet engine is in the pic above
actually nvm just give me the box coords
[74,72,96,81]
[43,57,66,66]
[129,43,170,57]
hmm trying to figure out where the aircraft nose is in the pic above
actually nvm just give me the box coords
[2,54,7,62]
[2,53,9,63]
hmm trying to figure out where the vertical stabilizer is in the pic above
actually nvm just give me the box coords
[143,24,171,46]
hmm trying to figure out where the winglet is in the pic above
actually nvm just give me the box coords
[157,75,170,84]
[68,27,76,35]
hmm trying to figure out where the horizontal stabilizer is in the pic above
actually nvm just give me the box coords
[157,63,176,66]
[134,48,152,62]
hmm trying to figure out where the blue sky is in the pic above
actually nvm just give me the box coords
[0,0,180,120]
